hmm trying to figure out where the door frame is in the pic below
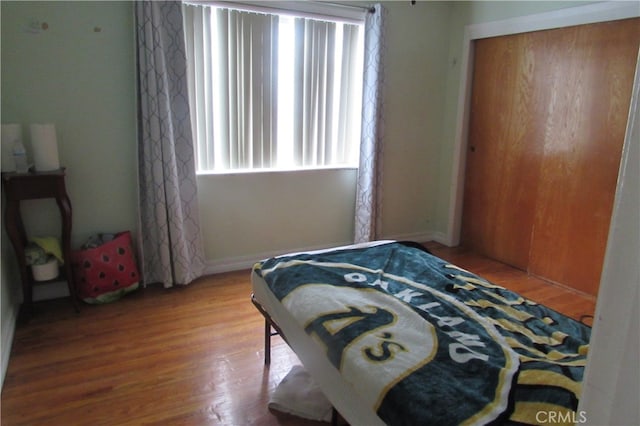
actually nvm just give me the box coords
[447,1,640,245]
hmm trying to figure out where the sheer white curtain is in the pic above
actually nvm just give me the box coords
[293,18,362,167]
[184,5,278,171]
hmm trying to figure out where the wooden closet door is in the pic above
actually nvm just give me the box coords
[528,18,640,295]
[462,32,547,270]
[462,18,640,295]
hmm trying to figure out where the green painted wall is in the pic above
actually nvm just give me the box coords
[1,1,138,244]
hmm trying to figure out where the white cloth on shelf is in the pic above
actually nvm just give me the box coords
[268,365,333,422]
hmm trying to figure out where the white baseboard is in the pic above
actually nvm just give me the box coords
[382,231,436,244]
[203,240,354,274]
[381,230,456,247]
[203,231,457,275]
[429,231,455,247]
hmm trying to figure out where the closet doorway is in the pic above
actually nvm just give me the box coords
[461,17,640,296]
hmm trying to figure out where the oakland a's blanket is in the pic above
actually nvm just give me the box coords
[254,242,591,426]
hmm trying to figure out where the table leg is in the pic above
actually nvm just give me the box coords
[56,194,79,312]
[4,199,32,321]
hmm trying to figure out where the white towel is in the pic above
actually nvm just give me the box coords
[268,365,333,422]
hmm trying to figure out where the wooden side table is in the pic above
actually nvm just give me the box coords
[2,168,79,320]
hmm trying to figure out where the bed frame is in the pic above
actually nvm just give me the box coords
[251,294,281,366]
[251,294,343,425]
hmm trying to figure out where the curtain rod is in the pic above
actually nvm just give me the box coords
[183,1,374,22]
[204,1,376,14]
[318,2,376,14]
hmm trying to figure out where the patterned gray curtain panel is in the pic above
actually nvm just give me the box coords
[135,1,205,287]
[354,4,386,243]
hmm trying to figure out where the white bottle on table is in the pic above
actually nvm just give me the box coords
[12,140,28,173]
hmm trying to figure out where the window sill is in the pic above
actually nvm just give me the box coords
[196,164,359,177]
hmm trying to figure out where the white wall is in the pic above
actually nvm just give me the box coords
[579,51,640,426]
[1,2,138,250]
[198,169,359,271]
[0,226,20,386]
[197,0,454,270]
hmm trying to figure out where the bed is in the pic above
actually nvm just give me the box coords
[251,241,591,425]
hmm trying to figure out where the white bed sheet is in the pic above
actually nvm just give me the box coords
[251,243,391,426]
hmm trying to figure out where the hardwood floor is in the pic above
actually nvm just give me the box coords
[1,243,596,425]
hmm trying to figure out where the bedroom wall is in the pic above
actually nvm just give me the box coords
[1,1,138,244]
[1,1,137,385]
[199,0,455,270]
[0,227,20,387]
[579,54,639,425]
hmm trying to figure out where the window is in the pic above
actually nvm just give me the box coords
[183,2,365,173]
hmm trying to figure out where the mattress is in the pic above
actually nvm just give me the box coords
[251,241,591,425]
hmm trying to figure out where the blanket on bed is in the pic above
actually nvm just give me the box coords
[254,242,591,426]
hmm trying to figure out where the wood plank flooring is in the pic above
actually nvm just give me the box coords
[1,243,596,425]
